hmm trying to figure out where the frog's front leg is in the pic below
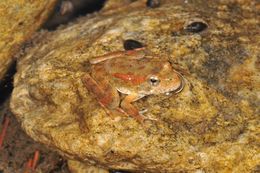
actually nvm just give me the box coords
[82,74,120,112]
[120,94,147,123]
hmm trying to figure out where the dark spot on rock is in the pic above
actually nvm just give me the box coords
[146,0,160,8]
[123,39,144,50]
[37,153,45,165]
[199,41,248,90]
[49,158,68,173]
[185,21,208,33]
[8,151,13,157]
[0,170,3,173]
[8,161,12,167]
[0,61,16,105]
[18,21,24,26]
[201,57,230,85]
[171,31,180,37]
[252,165,260,173]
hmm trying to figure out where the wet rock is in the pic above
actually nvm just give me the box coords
[10,0,259,172]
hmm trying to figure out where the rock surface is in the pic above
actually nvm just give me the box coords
[68,160,109,173]
[0,0,57,81]
[10,0,259,172]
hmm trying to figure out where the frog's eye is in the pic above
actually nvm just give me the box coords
[149,76,160,86]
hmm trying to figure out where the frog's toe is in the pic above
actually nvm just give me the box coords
[144,116,158,122]
[139,109,148,114]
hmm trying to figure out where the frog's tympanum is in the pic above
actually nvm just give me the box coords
[82,48,184,122]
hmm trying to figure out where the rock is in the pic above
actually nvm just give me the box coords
[44,0,106,29]
[68,160,109,173]
[0,0,58,81]
[10,0,259,172]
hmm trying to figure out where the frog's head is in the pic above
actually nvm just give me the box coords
[144,62,184,95]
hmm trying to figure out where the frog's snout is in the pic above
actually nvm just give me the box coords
[152,71,185,95]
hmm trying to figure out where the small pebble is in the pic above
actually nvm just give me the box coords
[123,39,144,50]
[185,21,208,33]
[146,0,160,8]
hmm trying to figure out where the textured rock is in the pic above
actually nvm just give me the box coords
[68,160,109,173]
[0,0,57,81]
[10,0,259,172]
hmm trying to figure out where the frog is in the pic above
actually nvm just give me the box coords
[82,48,184,123]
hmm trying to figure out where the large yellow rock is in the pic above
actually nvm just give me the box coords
[10,0,259,172]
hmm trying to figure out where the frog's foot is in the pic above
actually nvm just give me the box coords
[132,113,158,124]
[120,94,158,124]
[128,111,146,124]
[115,105,157,123]
[137,109,157,121]
[115,107,145,123]
[115,107,129,117]
[98,101,113,116]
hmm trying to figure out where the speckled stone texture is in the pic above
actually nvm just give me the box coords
[0,0,57,81]
[10,0,259,172]
[68,160,109,173]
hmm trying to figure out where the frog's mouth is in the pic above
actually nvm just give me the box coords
[165,72,185,95]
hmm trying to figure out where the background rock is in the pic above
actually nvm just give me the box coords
[43,0,106,30]
[0,0,58,81]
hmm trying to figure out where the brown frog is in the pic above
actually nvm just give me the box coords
[82,48,184,123]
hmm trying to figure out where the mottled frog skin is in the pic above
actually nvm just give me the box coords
[82,48,184,122]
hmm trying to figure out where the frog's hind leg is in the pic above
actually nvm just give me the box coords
[89,48,146,64]
[82,74,120,113]
[120,94,148,123]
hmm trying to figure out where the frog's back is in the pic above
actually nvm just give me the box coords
[90,56,163,92]
[105,57,163,76]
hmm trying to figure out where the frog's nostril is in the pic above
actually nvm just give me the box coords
[123,39,144,50]
[185,21,208,33]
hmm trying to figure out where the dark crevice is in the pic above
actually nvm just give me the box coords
[49,158,68,173]
[44,0,107,30]
[0,61,16,106]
